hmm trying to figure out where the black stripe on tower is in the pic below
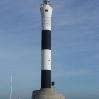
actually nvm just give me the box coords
[41,70,51,88]
[41,30,51,50]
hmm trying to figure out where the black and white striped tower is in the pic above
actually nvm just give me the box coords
[40,0,53,88]
[32,1,65,98]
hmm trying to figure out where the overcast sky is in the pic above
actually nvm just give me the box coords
[0,0,99,99]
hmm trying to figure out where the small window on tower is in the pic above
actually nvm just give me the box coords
[45,9,48,12]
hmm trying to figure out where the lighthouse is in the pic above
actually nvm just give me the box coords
[40,0,53,88]
[32,1,65,99]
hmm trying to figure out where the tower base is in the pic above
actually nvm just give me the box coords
[32,88,65,99]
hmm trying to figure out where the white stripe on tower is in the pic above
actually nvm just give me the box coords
[41,50,51,70]
[40,0,53,88]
